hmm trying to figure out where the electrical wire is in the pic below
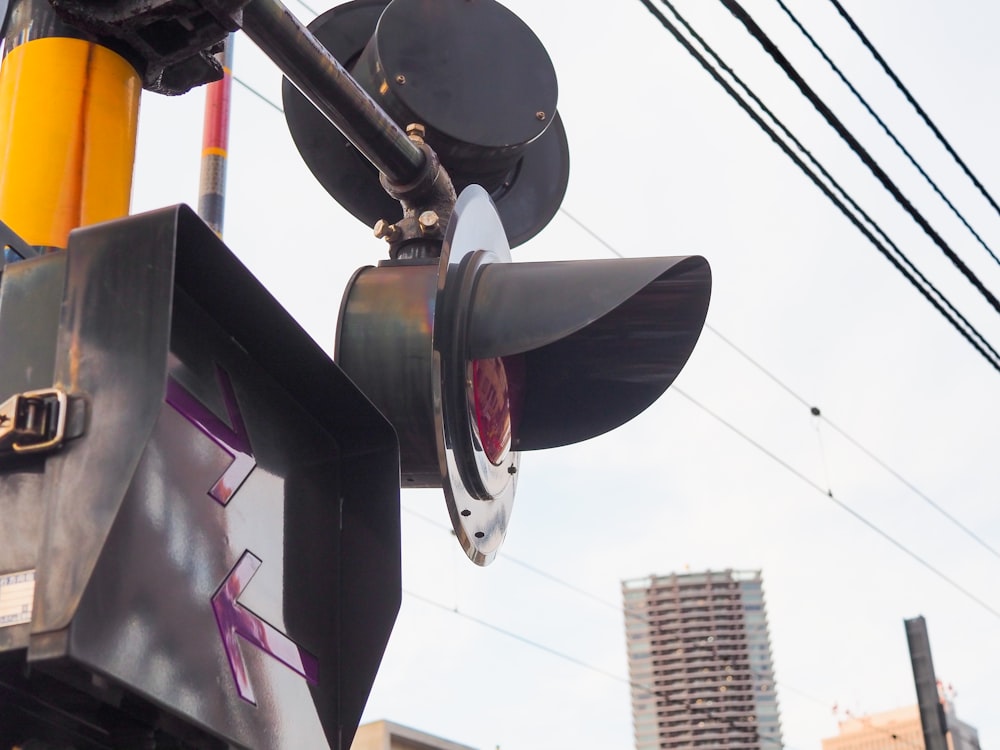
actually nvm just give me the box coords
[219,64,968,750]
[563,201,1000,589]
[231,1,1000,384]
[233,75,284,113]
[671,386,1000,622]
[232,67,1000,564]
[192,25,977,750]
[404,587,795,749]
[403,507,826,716]
[772,0,1000,268]
[233,5,1000,374]
[564,117,1000,616]
[719,0,1000,318]
[826,0,1000,227]
[230,30,1000,625]
[202,68,787,747]
[402,501,943,750]
[554,203,997,743]
[636,0,1000,374]
[818,416,1000,562]
[287,0,319,19]
[708,305,1000,561]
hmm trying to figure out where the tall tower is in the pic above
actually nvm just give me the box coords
[622,569,782,749]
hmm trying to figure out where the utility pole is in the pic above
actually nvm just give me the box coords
[904,616,949,750]
[198,35,235,236]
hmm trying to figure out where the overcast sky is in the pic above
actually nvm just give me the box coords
[131,1,1000,748]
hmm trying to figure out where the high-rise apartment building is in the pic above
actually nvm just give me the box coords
[622,569,782,749]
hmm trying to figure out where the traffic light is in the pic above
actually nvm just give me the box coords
[283,0,713,565]
[337,185,711,565]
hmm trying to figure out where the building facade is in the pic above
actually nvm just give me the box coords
[622,569,782,749]
[821,703,981,750]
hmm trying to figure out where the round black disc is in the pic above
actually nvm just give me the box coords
[281,0,570,248]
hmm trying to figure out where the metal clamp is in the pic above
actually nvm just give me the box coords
[0,388,68,456]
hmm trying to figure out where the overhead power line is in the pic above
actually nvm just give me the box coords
[703,317,1000,563]
[635,0,1000,373]
[287,0,319,18]
[233,74,284,113]
[772,0,1000,268]
[222,41,984,746]
[672,386,1000,623]
[817,417,1000,563]
[233,5,1000,374]
[405,509,784,699]
[561,205,1000,564]
[826,0,1000,226]
[233,39,1000,580]
[403,504,951,750]
[227,22,1000,617]
[405,569,794,749]
[564,205,1000,617]
[719,0,1000,319]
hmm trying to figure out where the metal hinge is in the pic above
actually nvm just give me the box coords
[0,388,68,456]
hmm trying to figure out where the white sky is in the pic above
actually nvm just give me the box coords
[131,0,1000,748]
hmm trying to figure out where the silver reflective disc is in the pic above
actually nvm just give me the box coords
[433,186,518,565]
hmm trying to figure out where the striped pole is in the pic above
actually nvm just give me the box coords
[198,35,235,237]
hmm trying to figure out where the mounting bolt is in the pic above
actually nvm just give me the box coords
[395,74,406,85]
[406,123,426,144]
[373,219,399,242]
[507,465,517,475]
[418,210,439,233]
[535,111,546,121]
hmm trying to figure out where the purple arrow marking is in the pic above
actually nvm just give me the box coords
[166,366,256,505]
[212,550,320,705]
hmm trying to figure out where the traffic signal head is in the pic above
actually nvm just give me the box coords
[337,187,711,564]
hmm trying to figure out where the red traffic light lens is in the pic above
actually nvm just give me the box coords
[471,355,525,465]
[471,357,512,466]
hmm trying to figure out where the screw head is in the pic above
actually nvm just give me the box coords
[535,111,546,121]
[395,74,406,85]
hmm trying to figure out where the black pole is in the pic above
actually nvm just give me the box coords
[904,616,949,750]
[240,0,425,185]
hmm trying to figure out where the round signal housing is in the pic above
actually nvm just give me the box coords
[336,185,713,566]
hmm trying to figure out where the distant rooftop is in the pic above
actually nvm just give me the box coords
[622,568,762,589]
[351,720,479,750]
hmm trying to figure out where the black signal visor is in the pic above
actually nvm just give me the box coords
[467,256,711,450]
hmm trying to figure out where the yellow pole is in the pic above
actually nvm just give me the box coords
[0,0,141,250]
